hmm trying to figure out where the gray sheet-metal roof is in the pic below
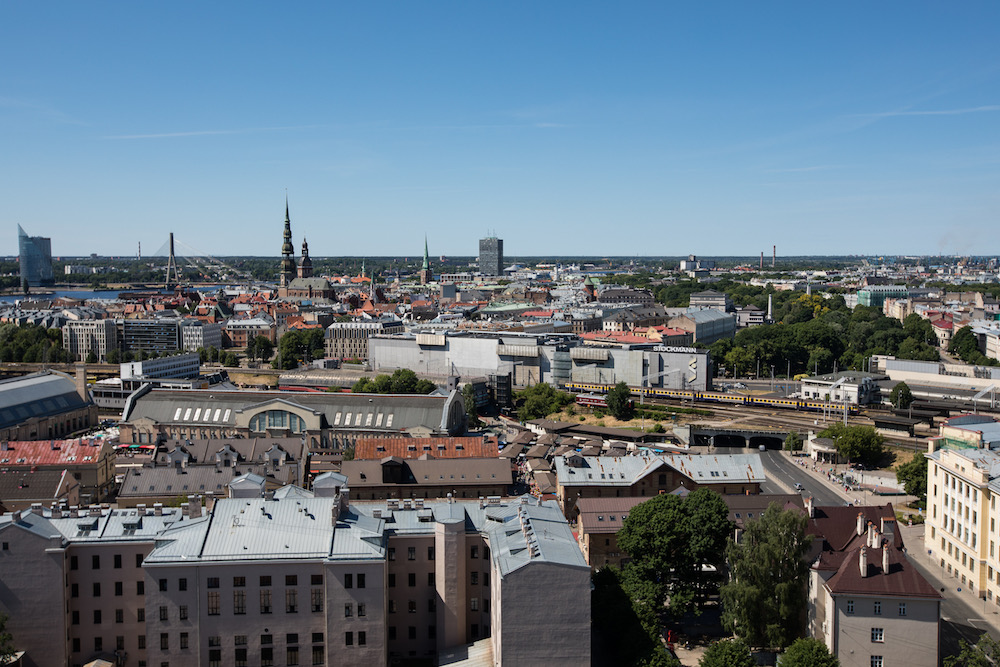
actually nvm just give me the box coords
[0,371,90,429]
[1,505,187,544]
[486,500,588,577]
[123,387,460,434]
[553,452,765,487]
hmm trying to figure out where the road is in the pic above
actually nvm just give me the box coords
[759,450,846,507]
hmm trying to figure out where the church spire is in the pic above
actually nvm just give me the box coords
[280,195,297,288]
[418,234,433,285]
[422,235,430,270]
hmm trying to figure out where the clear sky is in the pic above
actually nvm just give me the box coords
[2,2,999,259]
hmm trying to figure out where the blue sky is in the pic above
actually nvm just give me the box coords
[2,2,999,259]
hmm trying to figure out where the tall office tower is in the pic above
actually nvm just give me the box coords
[478,235,503,277]
[17,224,54,287]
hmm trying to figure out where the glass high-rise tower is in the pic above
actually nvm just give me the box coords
[478,236,503,277]
[18,224,54,287]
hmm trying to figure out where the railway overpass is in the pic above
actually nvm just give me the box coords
[673,424,790,449]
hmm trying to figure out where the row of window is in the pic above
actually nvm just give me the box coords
[72,635,146,654]
[202,574,323,589]
[70,553,143,570]
[70,581,144,597]
[846,600,906,616]
[71,608,147,625]
[207,588,333,615]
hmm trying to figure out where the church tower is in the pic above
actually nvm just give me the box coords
[298,237,313,279]
[418,235,433,285]
[280,197,297,287]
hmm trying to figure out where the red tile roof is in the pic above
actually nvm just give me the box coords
[352,436,498,460]
[0,438,113,467]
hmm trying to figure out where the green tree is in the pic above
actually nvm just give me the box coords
[352,378,372,393]
[463,384,482,428]
[389,368,419,394]
[221,352,239,367]
[0,611,14,664]
[890,381,914,409]
[592,568,681,667]
[818,423,884,467]
[895,452,928,505]
[515,383,573,421]
[85,350,98,364]
[780,637,839,667]
[617,488,732,620]
[944,632,1000,667]
[607,381,635,420]
[698,638,755,667]
[106,348,121,364]
[783,432,803,452]
[721,504,812,650]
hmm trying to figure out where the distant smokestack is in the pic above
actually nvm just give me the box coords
[138,241,141,260]
[760,252,764,269]
[772,245,776,267]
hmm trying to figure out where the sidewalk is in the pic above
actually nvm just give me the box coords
[782,452,917,510]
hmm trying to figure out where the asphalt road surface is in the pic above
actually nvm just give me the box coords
[759,449,847,507]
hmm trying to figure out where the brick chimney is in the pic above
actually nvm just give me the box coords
[75,363,89,402]
[859,546,868,577]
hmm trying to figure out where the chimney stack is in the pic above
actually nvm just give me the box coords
[882,543,890,574]
[153,503,163,516]
[856,512,865,536]
[188,495,202,519]
[859,546,868,577]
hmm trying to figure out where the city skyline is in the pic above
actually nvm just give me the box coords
[2,2,999,258]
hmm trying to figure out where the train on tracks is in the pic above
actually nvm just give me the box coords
[564,382,859,415]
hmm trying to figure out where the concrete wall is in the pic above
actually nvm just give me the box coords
[831,594,939,667]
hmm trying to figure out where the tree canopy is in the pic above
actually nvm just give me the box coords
[352,369,436,395]
[780,637,839,667]
[607,381,635,420]
[783,432,803,452]
[698,638,755,667]
[890,381,914,409]
[617,488,732,620]
[945,632,1000,667]
[950,326,998,366]
[514,382,574,421]
[817,423,884,467]
[0,612,14,664]
[721,503,813,650]
[895,451,928,505]
[591,568,681,667]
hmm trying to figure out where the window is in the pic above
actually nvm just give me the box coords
[235,648,248,667]
[233,576,246,587]
[207,591,220,615]
[409,600,417,613]
[115,581,123,596]
[261,648,273,667]
[357,603,366,617]
[159,606,168,621]
[428,572,436,586]
[471,572,479,585]
[136,553,144,568]
[358,631,366,646]
[483,571,489,586]
[159,578,167,592]
[93,582,101,597]
[260,575,272,586]
[71,584,79,598]
[93,554,101,569]
[428,598,436,612]
[285,575,298,586]
[899,602,907,616]
[408,546,416,560]
[471,597,479,611]
[408,573,416,587]
[71,555,78,570]
[72,611,79,625]
[180,632,189,650]
[179,578,187,591]
[471,623,479,638]
[388,547,396,561]
[117,635,125,651]
[94,637,102,652]
[408,626,416,640]
[287,633,299,644]
[429,625,436,639]
[345,603,353,617]
[209,649,222,667]
[160,633,169,650]
[260,589,272,613]
[358,573,365,589]
[871,658,883,667]
[428,546,435,560]
[209,636,221,647]
[345,632,353,646]
[471,546,479,559]
[286,647,299,666]
[138,608,145,622]
[312,632,324,644]
[311,588,323,612]
[179,605,188,620]
[138,635,146,650]
[286,589,298,613]
[388,626,397,640]
[311,646,324,666]
[234,590,246,614]
[115,609,124,624]
[344,574,353,589]
[261,634,272,645]
[311,574,323,585]
[846,600,854,614]
[235,635,247,645]
[388,574,396,588]
[871,627,884,642]
[207,577,219,589]
[114,554,122,569]
[873,600,881,615]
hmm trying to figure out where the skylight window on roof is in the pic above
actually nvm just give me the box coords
[375,413,383,427]
[222,409,231,422]
[213,409,222,422]
[183,408,192,421]
[365,413,373,427]
[174,408,183,420]
[354,413,362,426]
[193,408,202,421]
[343,413,351,427]
[385,414,394,428]
[334,412,342,426]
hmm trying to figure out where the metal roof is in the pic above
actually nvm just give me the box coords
[0,371,90,429]
[487,500,588,577]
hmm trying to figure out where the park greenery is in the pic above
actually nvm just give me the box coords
[817,423,885,468]
[0,323,68,363]
[514,382,574,421]
[945,632,1000,667]
[950,325,998,366]
[272,328,325,370]
[698,638,755,667]
[721,504,813,651]
[780,637,839,667]
[245,335,274,363]
[783,431,804,452]
[895,451,928,505]
[352,369,437,395]
[617,489,732,624]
